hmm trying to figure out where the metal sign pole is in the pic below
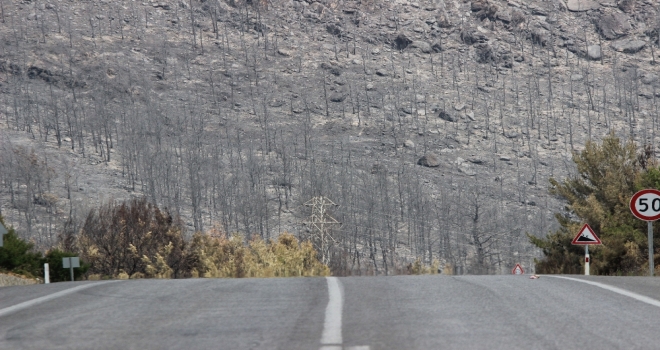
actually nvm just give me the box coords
[69,258,74,281]
[630,190,660,277]
[585,245,590,276]
[649,221,654,277]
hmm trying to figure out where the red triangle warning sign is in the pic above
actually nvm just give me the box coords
[571,224,602,245]
[512,264,524,275]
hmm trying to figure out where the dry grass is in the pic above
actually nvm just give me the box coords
[186,230,330,278]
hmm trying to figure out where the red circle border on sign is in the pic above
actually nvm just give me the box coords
[630,189,660,222]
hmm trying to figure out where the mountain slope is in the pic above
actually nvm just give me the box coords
[0,0,658,274]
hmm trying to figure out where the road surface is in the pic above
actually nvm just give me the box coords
[2,275,660,349]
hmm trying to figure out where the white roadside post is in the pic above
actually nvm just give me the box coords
[629,189,660,276]
[44,263,50,284]
[585,245,590,276]
[571,224,602,275]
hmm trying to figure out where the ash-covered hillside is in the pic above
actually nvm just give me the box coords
[0,0,658,274]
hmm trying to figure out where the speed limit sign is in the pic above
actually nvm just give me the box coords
[630,189,660,221]
[630,189,660,277]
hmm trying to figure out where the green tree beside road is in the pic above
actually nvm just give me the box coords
[531,135,659,275]
[0,215,42,278]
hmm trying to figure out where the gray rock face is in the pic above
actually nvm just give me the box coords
[438,110,457,122]
[409,41,432,53]
[277,48,292,57]
[412,19,430,33]
[495,9,511,23]
[566,0,600,11]
[461,29,488,45]
[458,162,477,176]
[475,43,495,64]
[468,157,484,164]
[268,99,286,108]
[571,73,584,81]
[597,13,631,40]
[546,12,558,24]
[436,12,453,28]
[375,69,389,77]
[395,32,413,50]
[320,62,342,76]
[326,23,342,36]
[611,39,646,53]
[404,140,415,148]
[618,0,635,13]
[587,45,602,60]
[641,73,658,85]
[526,1,552,16]
[329,93,347,102]
[418,154,441,167]
[471,0,498,20]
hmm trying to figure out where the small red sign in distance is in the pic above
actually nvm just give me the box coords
[512,263,524,275]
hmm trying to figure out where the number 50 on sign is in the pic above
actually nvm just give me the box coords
[630,189,660,221]
[630,189,660,277]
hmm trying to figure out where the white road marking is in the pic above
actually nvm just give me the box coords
[0,281,118,317]
[320,276,343,348]
[549,276,660,308]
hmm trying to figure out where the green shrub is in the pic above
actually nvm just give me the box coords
[532,134,660,275]
[0,216,43,278]
[44,249,89,282]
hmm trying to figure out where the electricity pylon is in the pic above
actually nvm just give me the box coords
[303,196,341,265]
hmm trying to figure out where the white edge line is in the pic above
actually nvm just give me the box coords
[0,281,118,318]
[547,275,660,308]
[321,276,343,346]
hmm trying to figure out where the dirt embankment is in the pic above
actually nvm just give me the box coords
[0,273,40,288]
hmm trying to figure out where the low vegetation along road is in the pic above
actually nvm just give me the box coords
[2,275,660,349]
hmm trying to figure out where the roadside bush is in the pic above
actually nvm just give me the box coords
[44,249,89,282]
[407,258,440,275]
[77,198,187,279]
[76,199,329,279]
[0,216,42,278]
[186,230,330,278]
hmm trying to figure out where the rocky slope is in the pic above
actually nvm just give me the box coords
[0,0,658,274]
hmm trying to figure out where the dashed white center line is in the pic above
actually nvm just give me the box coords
[320,276,343,349]
[319,277,370,350]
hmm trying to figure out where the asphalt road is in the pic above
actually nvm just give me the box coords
[2,275,660,349]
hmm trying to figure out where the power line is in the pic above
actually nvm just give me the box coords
[302,196,341,264]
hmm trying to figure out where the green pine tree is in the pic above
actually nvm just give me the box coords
[531,134,656,275]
